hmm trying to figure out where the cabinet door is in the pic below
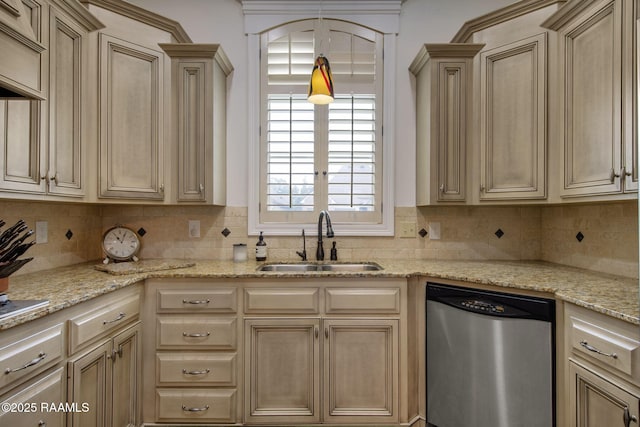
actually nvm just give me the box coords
[560,0,623,197]
[244,318,320,424]
[47,6,84,197]
[98,34,164,200]
[0,99,45,193]
[570,360,640,427]
[0,367,65,427]
[323,319,398,423]
[479,33,547,200]
[68,340,110,427]
[175,60,207,202]
[111,323,141,427]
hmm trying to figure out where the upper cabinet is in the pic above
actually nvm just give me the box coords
[160,43,233,205]
[0,0,103,198]
[410,43,483,205]
[0,0,46,98]
[81,0,192,202]
[451,0,565,203]
[542,0,637,198]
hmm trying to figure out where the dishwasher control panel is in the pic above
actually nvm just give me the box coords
[461,299,505,314]
[427,282,555,321]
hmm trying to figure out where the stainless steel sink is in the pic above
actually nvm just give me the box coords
[257,262,383,272]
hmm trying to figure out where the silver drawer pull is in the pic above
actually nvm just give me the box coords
[182,405,209,412]
[580,340,618,359]
[103,312,126,325]
[4,352,46,374]
[182,332,211,338]
[182,299,210,305]
[182,368,211,376]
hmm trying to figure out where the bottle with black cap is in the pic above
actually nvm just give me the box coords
[255,231,267,261]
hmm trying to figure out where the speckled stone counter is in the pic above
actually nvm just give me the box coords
[1,258,638,330]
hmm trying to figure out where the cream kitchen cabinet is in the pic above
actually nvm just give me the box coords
[451,1,564,202]
[564,303,640,427]
[0,0,46,99]
[243,283,401,424]
[144,280,239,424]
[81,0,191,202]
[0,367,66,427]
[542,0,637,198]
[67,285,142,427]
[245,317,321,424]
[410,43,483,205]
[0,320,65,427]
[161,43,233,205]
[67,322,141,427]
[142,277,411,426]
[0,0,101,198]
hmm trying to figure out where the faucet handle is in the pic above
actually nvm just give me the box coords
[330,241,338,261]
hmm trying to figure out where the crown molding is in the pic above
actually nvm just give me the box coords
[80,0,191,42]
[451,0,566,42]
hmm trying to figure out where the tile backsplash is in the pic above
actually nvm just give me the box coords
[2,200,637,279]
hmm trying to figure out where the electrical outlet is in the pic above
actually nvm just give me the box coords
[398,221,416,238]
[35,221,48,244]
[188,220,200,238]
[429,222,441,240]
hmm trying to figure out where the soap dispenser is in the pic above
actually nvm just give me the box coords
[255,231,267,261]
[330,241,338,261]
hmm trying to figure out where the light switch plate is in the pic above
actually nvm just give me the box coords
[398,221,416,238]
[429,222,441,240]
[35,221,48,244]
[188,220,200,238]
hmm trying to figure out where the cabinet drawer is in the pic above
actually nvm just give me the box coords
[326,288,401,314]
[156,353,237,386]
[570,316,640,378]
[157,317,237,349]
[68,291,140,354]
[244,288,319,313]
[0,367,65,427]
[0,324,63,391]
[157,288,237,313]
[156,388,236,423]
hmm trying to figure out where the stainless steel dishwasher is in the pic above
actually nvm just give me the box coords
[426,282,555,427]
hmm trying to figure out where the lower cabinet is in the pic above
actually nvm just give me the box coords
[144,278,407,426]
[244,318,398,424]
[244,318,321,424]
[323,319,398,422]
[570,360,639,427]
[67,322,141,427]
[0,367,66,427]
[565,303,640,427]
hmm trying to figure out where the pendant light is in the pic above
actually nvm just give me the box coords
[308,54,334,104]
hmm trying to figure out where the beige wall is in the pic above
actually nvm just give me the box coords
[2,200,636,279]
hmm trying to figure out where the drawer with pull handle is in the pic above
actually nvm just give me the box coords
[156,388,236,423]
[0,324,63,391]
[68,290,141,354]
[157,289,237,313]
[156,317,237,349]
[156,352,237,386]
[570,316,640,378]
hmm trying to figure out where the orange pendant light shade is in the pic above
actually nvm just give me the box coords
[307,55,335,104]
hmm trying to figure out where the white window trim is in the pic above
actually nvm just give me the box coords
[244,0,399,236]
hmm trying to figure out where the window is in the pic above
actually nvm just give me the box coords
[244,1,399,235]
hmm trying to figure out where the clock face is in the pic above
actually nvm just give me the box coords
[102,227,140,261]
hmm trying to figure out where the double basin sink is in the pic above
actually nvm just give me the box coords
[257,262,383,272]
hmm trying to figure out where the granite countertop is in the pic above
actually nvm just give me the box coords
[1,258,638,330]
